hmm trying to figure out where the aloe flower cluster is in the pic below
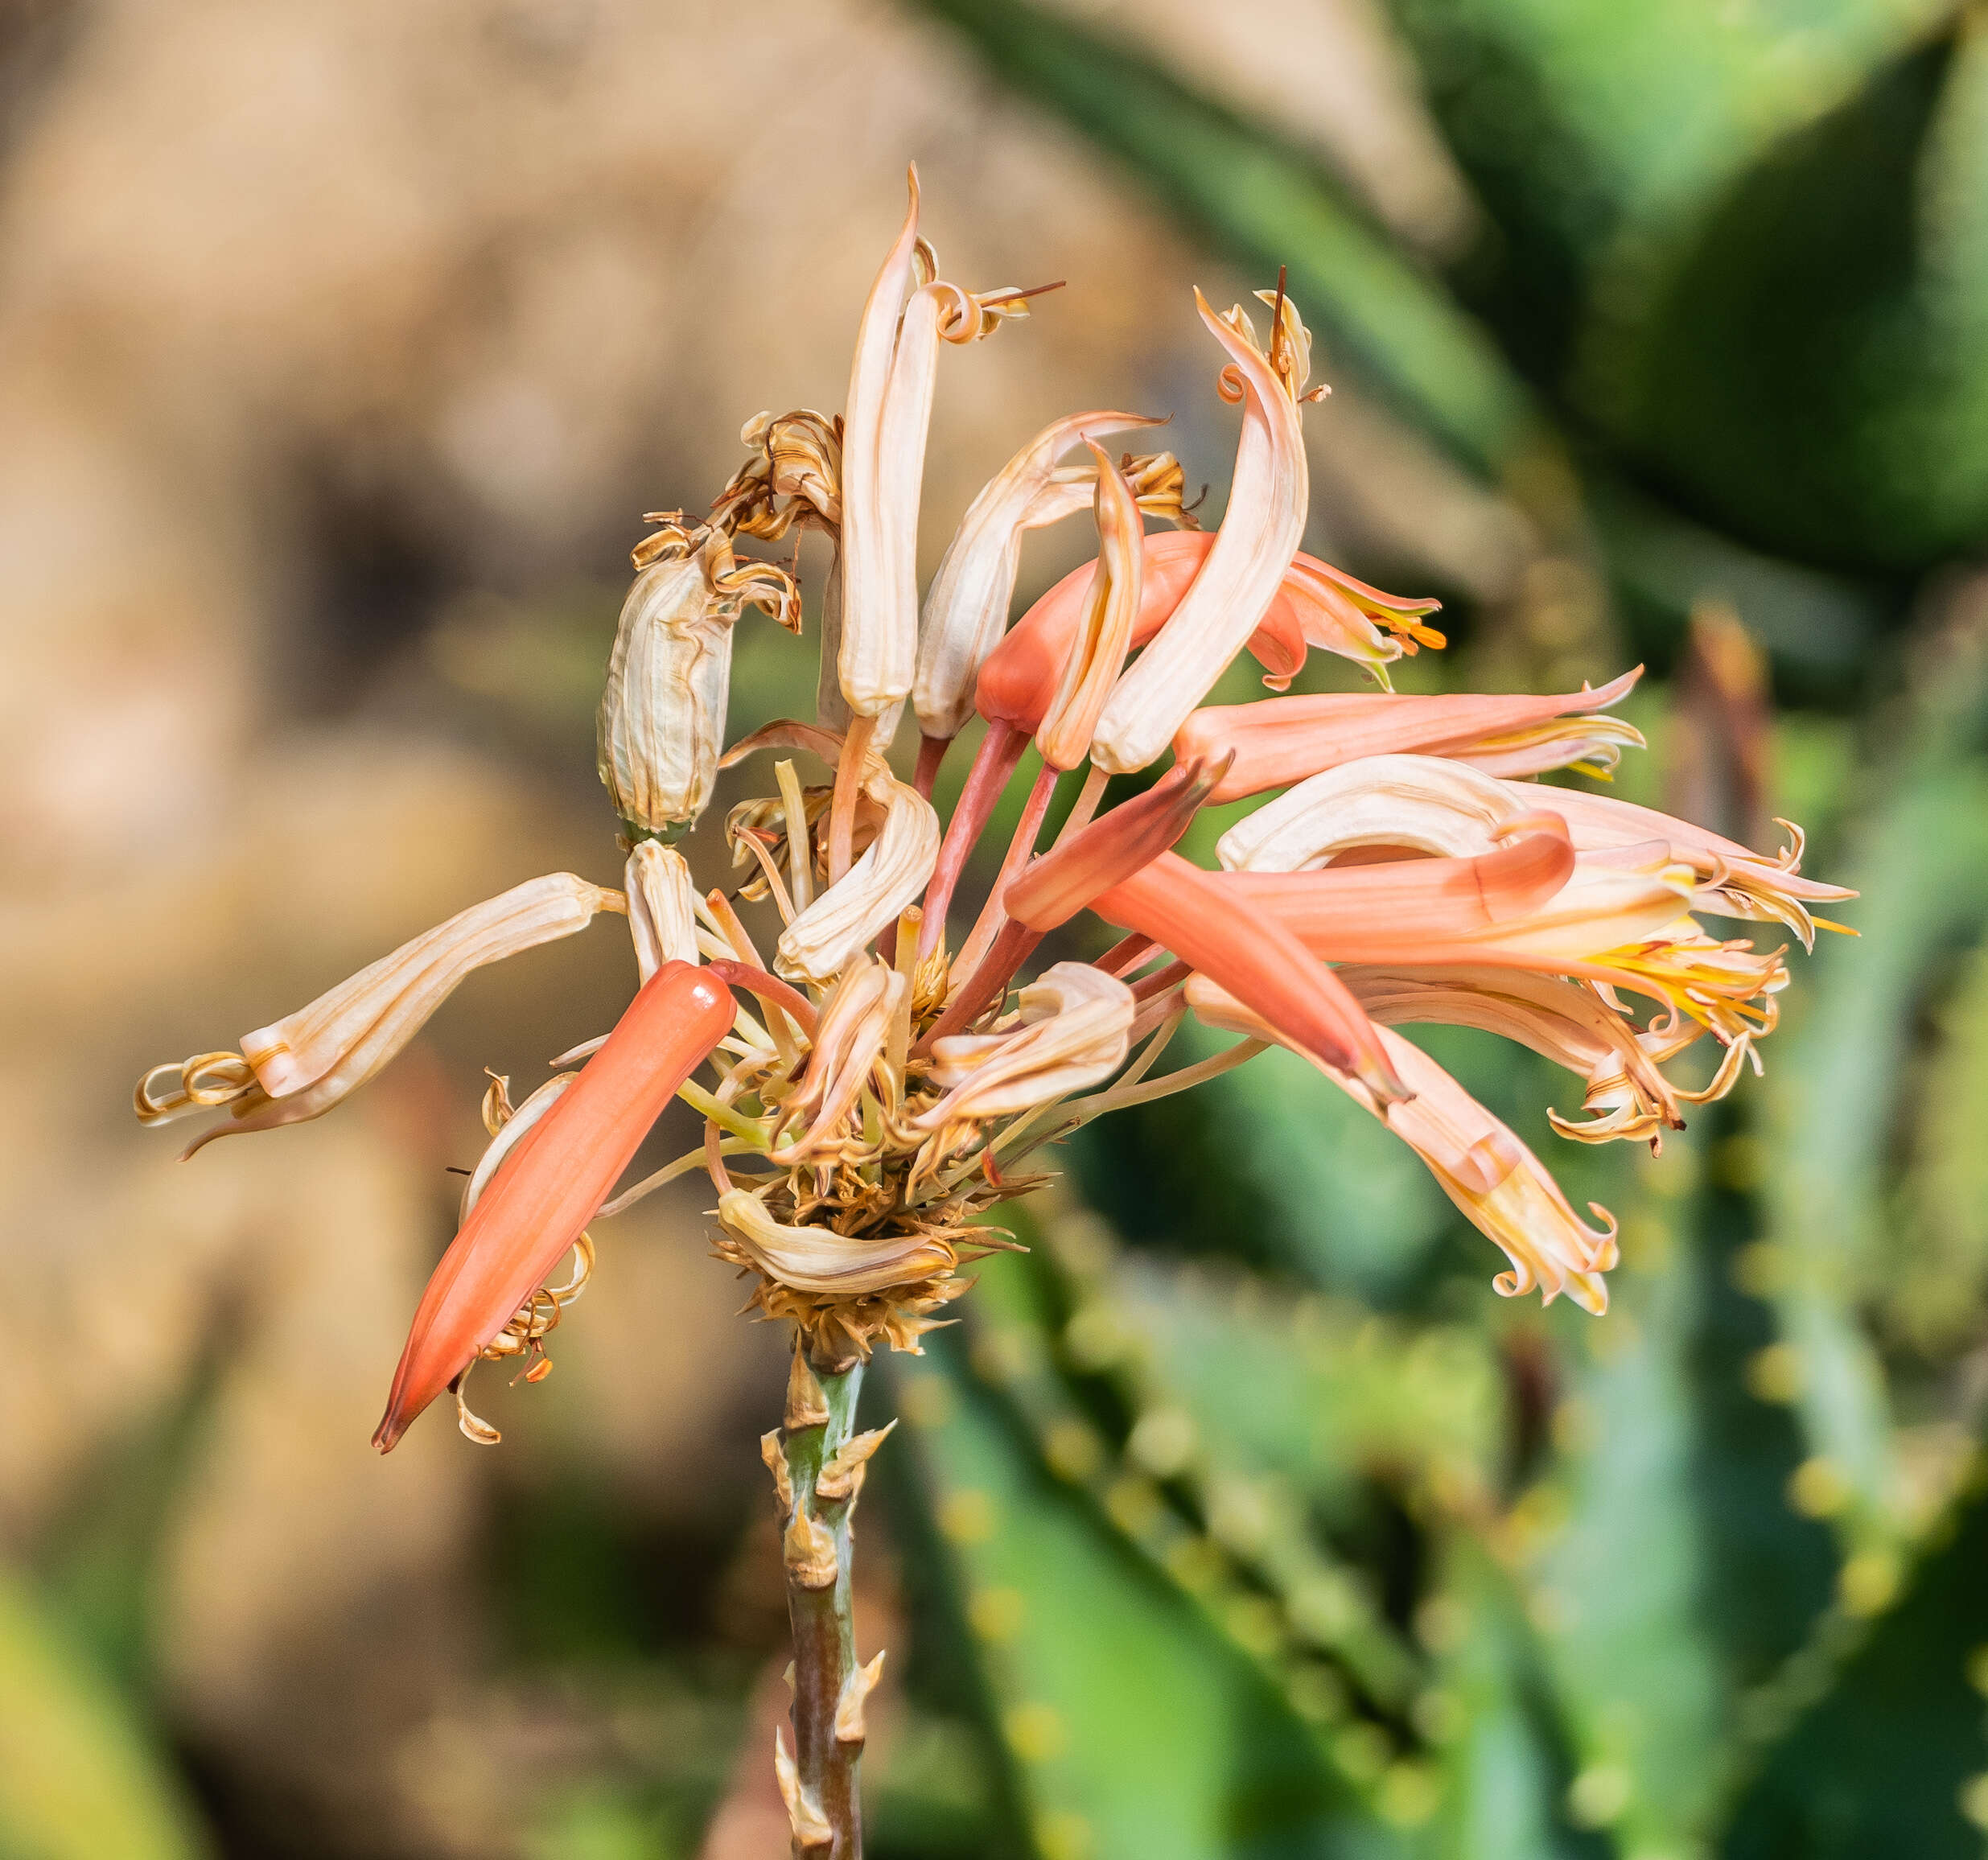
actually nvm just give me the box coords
[136,169,1851,1455]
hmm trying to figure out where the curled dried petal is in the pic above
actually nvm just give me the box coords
[709,408,843,541]
[774,958,905,1160]
[717,1189,957,1295]
[1089,289,1310,774]
[918,961,1134,1125]
[1501,781,1854,949]
[776,776,941,986]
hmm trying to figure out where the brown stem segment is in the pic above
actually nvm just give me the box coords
[768,1343,887,1859]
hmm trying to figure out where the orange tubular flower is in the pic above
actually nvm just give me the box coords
[1072,850,1406,1100]
[1174,669,1645,804]
[975,532,1442,739]
[1214,817,1583,950]
[1004,757,1227,930]
[372,961,735,1453]
[1187,986,1618,1310]
[1492,780,1855,945]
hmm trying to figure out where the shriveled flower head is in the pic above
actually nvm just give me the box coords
[136,166,1850,1450]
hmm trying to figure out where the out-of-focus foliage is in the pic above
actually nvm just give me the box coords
[0,1571,210,1860]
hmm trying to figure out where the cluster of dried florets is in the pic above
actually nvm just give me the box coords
[135,168,1850,1453]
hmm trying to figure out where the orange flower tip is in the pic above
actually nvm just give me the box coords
[1364,1063,1414,1108]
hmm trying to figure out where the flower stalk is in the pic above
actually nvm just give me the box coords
[767,1345,891,1859]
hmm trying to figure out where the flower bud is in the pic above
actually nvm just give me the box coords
[598,523,796,835]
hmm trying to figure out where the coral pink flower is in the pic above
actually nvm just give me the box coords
[1075,850,1406,1100]
[372,961,735,1452]
[976,530,1442,739]
[1175,669,1645,803]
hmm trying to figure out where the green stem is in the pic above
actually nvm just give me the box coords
[768,1344,890,1858]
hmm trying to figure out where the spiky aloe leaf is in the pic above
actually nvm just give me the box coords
[891,1327,1404,1860]
[1718,1452,1988,1858]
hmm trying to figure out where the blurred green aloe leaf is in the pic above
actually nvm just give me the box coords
[1615,19,1988,570]
[1386,0,1986,569]
[1764,655,1988,1533]
[0,1569,211,1860]
[1718,1452,1988,1858]
[1421,1538,1601,1860]
[1384,0,1949,366]
[1515,1121,1842,1854]
[908,0,1538,479]
[893,1323,1405,1859]
[1896,933,1988,1356]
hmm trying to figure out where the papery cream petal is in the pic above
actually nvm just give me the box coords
[240,872,615,1106]
[836,173,922,721]
[775,780,941,986]
[842,282,949,717]
[919,962,1133,1122]
[1089,290,1308,775]
[599,527,795,832]
[913,410,1163,742]
[598,549,733,830]
[625,842,701,981]
[1217,754,1531,872]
